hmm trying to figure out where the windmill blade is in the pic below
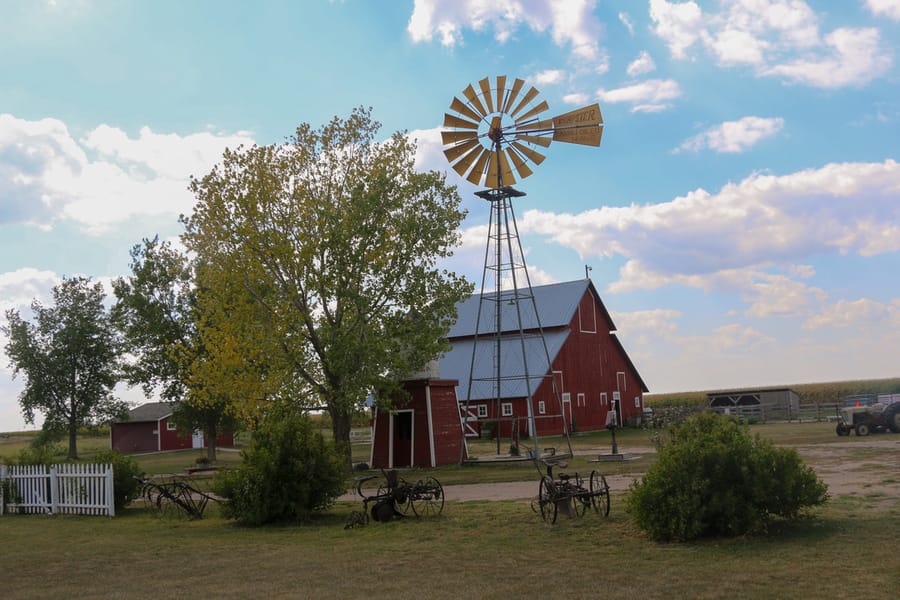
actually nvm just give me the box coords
[450,97,483,124]
[466,149,491,186]
[510,85,540,119]
[443,137,481,162]
[479,77,494,113]
[552,125,603,147]
[511,141,547,165]
[514,133,552,148]
[497,148,516,186]
[484,150,500,188]
[502,78,525,113]
[463,83,488,117]
[515,100,549,124]
[443,113,479,130]
[506,147,534,180]
[441,130,478,145]
[495,75,506,115]
[451,145,484,177]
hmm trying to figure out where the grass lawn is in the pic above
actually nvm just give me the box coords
[2,420,899,598]
[1,494,897,599]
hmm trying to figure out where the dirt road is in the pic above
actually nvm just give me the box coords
[341,436,900,503]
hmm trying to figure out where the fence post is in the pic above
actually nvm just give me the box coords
[1,464,6,515]
[49,465,59,514]
[105,464,115,517]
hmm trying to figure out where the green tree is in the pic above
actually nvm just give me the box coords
[111,237,237,462]
[3,277,124,459]
[182,107,472,466]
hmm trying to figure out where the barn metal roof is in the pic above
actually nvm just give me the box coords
[447,279,615,338]
[438,331,568,401]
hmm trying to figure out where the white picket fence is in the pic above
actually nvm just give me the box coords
[0,463,115,517]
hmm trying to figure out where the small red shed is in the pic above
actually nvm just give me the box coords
[370,375,465,468]
[110,402,234,453]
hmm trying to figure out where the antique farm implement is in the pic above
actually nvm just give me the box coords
[346,468,444,527]
[533,458,610,524]
[136,476,218,519]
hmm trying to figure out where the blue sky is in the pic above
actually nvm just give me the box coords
[1,0,899,431]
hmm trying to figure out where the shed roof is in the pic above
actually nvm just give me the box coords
[120,402,174,423]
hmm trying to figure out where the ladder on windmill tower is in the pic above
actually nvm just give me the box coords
[440,75,604,463]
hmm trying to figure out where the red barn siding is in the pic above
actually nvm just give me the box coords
[110,422,158,453]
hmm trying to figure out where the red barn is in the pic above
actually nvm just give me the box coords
[370,376,465,468]
[440,279,648,439]
[110,402,234,453]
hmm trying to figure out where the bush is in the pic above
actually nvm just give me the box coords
[213,412,345,526]
[626,412,828,541]
[92,450,144,511]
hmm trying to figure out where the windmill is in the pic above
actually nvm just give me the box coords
[441,75,603,461]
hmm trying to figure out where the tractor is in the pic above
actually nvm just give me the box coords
[835,401,900,436]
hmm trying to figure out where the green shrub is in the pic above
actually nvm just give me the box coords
[14,443,67,466]
[92,450,144,511]
[626,412,828,541]
[213,412,345,526]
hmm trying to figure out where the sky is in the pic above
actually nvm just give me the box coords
[1,0,899,432]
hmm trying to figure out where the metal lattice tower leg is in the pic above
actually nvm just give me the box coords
[460,185,573,462]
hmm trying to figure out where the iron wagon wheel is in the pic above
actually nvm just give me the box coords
[571,486,590,517]
[377,481,410,514]
[589,471,610,517]
[409,477,445,517]
[539,476,558,524]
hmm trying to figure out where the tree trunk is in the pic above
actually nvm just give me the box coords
[206,419,218,463]
[67,421,78,460]
[330,407,353,470]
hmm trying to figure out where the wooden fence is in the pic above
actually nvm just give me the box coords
[710,402,842,424]
[0,463,115,517]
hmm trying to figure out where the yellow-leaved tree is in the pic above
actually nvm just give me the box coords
[181,107,472,466]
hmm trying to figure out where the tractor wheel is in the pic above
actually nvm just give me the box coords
[855,422,871,436]
[884,403,900,434]
[836,423,850,436]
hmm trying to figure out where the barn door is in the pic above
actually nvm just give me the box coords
[392,410,413,468]
[460,405,479,438]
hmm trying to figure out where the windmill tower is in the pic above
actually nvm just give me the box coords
[441,76,603,461]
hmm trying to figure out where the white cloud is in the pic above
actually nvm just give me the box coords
[519,159,900,292]
[618,11,634,35]
[676,116,784,153]
[407,0,603,60]
[866,0,900,20]
[762,27,892,89]
[649,0,892,88]
[0,114,255,233]
[649,0,702,59]
[532,69,565,85]
[597,79,681,112]
[562,92,590,104]
[626,51,656,76]
[804,298,900,330]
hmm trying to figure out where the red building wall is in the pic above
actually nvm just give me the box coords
[371,378,462,468]
[110,422,158,453]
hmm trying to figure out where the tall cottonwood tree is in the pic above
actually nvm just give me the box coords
[182,107,472,465]
[3,277,125,459]
[111,237,237,462]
